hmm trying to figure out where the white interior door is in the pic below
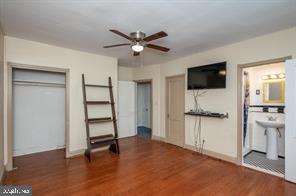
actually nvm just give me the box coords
[13,69,65,156]
[166,75,185,147]
[118,81,136,138]
[285,59,296,183]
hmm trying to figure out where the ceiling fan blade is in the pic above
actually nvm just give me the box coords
[133,52,140,56]
[103,43,130,48]
[143,31,168,42]
[146,44,170,52]
[109,29,132,40]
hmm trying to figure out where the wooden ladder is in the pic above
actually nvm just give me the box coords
[82,74,120,161]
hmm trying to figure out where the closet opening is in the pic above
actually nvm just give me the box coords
[7,63,69,170]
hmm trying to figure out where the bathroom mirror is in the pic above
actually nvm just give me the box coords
[263,80,285,103]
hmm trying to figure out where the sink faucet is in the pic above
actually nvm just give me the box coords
[266,116,278,121]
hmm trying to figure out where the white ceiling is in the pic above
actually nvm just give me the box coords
[0,0,295,67]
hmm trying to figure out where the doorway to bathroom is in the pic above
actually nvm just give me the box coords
[238,57,289,178]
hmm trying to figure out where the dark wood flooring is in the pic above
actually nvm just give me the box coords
[4,137,296,195]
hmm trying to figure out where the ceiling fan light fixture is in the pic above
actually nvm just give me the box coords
[131,42,144,52]
[104,30,170,56]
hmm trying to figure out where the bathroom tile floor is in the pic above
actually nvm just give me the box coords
[244,151,284,175]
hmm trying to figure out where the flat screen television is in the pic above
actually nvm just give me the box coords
[187,62,226,90]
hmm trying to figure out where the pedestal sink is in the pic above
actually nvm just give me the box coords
[256,120,284,160]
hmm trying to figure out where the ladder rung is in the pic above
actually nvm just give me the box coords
[86,101,111,105]
[88,117,115,124]
[85,84,112,88]
[89,134,115,144]
[90,140,115,148]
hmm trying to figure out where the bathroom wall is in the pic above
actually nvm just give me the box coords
[244,63,285,156]
[248,109,285,156]
[247,62,285,106]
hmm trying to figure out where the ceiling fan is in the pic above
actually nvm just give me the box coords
[103,29,170,56]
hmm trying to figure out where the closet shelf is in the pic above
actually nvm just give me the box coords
[184,111,228,119]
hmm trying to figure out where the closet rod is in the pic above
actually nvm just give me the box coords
[13,80,65,88]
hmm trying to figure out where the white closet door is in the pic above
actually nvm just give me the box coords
[285,59,296,183]
[13,69,65,156]
[118,81,136,138]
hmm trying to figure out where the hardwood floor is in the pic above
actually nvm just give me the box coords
[4,137,296,195]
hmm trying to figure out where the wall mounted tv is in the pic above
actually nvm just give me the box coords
[187,62,226,90]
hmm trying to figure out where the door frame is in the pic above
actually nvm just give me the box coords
[236,56,291,165]
[134,79,153,137]
[7,62,70,171]
[165,74,185,147]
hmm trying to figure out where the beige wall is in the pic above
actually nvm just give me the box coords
[132,27,296,160]
[4,36,118,165]
[0,27,4,180]
[118,66,133,81]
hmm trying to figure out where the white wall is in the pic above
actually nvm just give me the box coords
[245,62,285,106]
[132,27,296,159]
[118,66,133,81]
[0,26,5,180]
[4,36,117,164]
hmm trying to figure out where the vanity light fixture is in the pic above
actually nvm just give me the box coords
[262,75,269,80]
[262,73,285,80]
[278,73,285,79]
[269,74,277,79]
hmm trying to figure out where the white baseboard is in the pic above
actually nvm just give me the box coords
[151,135,166,142]
[67,149,85,158]
[184,144,238,164]
[67,146,109,158]
[0,165,6,184]
[152,135,238,164]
